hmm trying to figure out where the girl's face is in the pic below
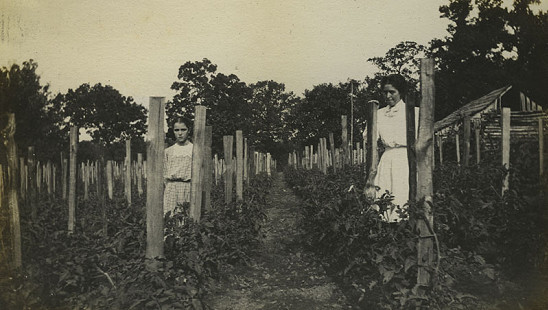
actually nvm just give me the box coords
[382,84,401,107]
[173,122,189,145]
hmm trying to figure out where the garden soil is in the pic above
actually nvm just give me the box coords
[204,172,352,310]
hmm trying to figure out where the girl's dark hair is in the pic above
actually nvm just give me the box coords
[380,74,407,97]
[169,116,193,139]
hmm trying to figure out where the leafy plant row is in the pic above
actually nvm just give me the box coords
[0,175,272,309]
[284,148,546,309]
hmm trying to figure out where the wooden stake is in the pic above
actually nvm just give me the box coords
[137,153,143,197]
[475,127,481,164]
[190,105,206,222]
[235,130,244,201]
[3,114,22,269]
[223,135,234,203]
[329,133,336,173]
[342,115,348,166]
[27,147,36,220]
[146,97,165,259]
[244,138,248,183]
[463,116,471,167]
[68,127,78,234]
[455,134,461,165]
[539,118,544,176]
[501,107,511,194]
[203,126,213,211]
[125,139,132,205]
[416,58,435,292]
[106,160,113,199]
[365,101,378,199]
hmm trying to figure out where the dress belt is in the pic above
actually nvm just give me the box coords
[168,178,191,182]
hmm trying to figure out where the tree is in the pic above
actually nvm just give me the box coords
[429,0,547,119]
[248,80,300,159]
[168,59,253,155]
[56,83,147,147]
[0,60,65,160]
[290,82,359,148]
[368,41,426,88]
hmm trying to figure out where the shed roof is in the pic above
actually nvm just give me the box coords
[434,85,512,133]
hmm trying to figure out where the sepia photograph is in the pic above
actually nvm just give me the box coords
[1,0,547,309]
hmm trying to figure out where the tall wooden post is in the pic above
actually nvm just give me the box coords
[437,135,444,165]
[125,139,132,205]
[27,146,36,220]
[455,134,461,165]
[223,135,234,203]
[342,115,348,166]
[365,101,378,199]
[249,146,255,177]
[203,126,213,211]
[68,126,78,234]
[190,105,206,222]
[539,118,544,176]
[266,153,272,176]
[61,152,67,199]
[416,58,435,293]
[329,133,336,173]
[137,153,143,197]
[475,126,481,164]
[83,162,89,201]
[235,130,244,201]
[106,161,113,199]
[501,107,511,194]
[463,116,471,167]
[243,138,248,184]
[146,97,165,259]
[406,99,417,202]
[3,114,22,269]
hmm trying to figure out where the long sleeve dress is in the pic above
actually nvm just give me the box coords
[163,142,193,215]
[374,99,418,222]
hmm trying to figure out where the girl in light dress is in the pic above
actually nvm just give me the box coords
[163,117,193,215]
[370,74,419,222]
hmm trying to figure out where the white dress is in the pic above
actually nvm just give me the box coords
[374,99,418,222]
[163,142,193,215]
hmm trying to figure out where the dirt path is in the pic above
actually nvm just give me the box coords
[205,172,351,310]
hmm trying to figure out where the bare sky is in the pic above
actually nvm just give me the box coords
[2,0,546,105]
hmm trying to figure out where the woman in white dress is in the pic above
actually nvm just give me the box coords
[163,117,193,215]
[374,74,418,222]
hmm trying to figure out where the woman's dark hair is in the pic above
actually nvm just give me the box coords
[380,74,407,97]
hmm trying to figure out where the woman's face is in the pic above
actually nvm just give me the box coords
[382,84,401,107]
[173,122,189,144]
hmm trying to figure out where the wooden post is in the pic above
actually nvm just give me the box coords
[329,133,336,173]
[539,118,544,176]
[406,100,417,201]
[501,107,511,194]
[84,161,89,200]
[19,157,25,201]
[97,151,107,236]
[125,139,132,205]
[146,97,165,259]
[214,154,219,185]
[244,138,248,184]
[203,126,213,211]
[266,153,272,176]
[3,114,22,269]
[342,115,348,166]
[475,126,481,164]
[437,135,444,165]
[27,146,36,220]
[223,135,234,203]
[106,160,113,199]
[68,126,78,234]
[137,153,143,197]
[416,58,435,293]
[365,101,378,199]
[455,134,461,165]
[190,105,206,222]
[463,116,471,167]
[249,146,255,177]
[235,130,244,201]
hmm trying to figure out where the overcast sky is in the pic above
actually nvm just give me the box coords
[2,0,546,106]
